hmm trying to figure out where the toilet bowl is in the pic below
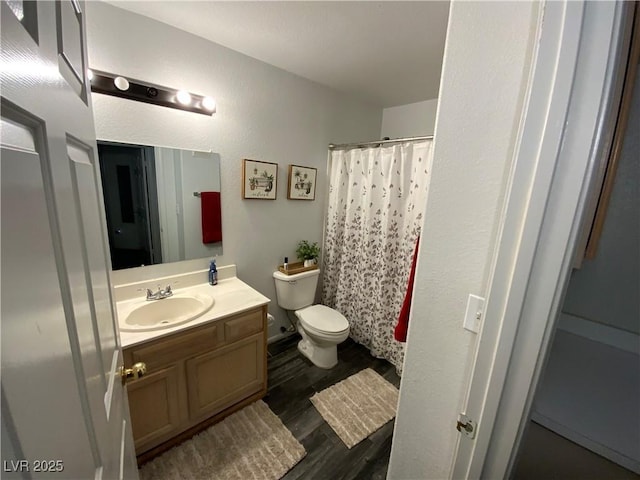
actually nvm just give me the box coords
[295,304,349,368]
[273,269,350,369]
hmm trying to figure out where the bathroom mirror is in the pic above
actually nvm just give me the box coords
[97,141,222,270]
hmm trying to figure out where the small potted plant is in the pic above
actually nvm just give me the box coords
[296,240,320,268]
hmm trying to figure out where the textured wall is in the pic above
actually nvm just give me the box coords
[86,2,382,339]
[380,99,438,139]
[388,2,538,478]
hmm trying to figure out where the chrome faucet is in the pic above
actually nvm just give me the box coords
[144,284,173,301]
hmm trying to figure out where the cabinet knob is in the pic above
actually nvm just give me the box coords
[120,362,147,384]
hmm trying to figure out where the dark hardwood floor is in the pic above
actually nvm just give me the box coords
[265,334,401,480]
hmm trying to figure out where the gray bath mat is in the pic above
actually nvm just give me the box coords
[139,400,305,480]
[310,368,399,448]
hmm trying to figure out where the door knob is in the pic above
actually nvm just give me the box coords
[120,362,147,384]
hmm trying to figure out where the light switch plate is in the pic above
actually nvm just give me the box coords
[463,294,485,333]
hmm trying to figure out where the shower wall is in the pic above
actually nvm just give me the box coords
[380,99,438,139]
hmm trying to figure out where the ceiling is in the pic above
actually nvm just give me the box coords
[106,1,450,108]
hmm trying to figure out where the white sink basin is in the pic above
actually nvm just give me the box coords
[118,293,214,332]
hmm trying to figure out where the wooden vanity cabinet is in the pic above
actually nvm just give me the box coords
[186,333,265,420]
[123,305,267,458]
[126,366,181,449]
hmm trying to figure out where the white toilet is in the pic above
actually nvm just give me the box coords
[273,268,349,369]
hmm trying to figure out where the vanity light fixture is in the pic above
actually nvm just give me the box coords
[88,69,216,116]
[201,96,216,112]
[175,90,192,106]
[113,76,130,91]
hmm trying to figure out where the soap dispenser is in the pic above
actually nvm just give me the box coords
[209,259,218,285]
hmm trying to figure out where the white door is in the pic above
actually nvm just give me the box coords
[1,2,138,479]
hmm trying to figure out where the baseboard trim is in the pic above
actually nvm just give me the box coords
[557,312,639,354]
[267,331,295,345]
[531,412,640,474]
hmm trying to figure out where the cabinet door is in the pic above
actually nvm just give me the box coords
[186,333,265,421]
[128,365,181,452]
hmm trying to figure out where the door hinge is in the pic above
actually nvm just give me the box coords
[456,413,476,439]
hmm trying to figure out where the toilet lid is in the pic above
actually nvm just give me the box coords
[296,305,349,333]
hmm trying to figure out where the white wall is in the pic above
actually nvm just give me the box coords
[380,99,438,139]
[86,2,382,338]
[388,2,538,478]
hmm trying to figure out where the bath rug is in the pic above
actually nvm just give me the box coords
[139,400,305,480]
[310,368,399,448]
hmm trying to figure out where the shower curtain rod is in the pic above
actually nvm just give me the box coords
[328,135,433,150]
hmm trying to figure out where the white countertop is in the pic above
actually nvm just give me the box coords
[118,276,270,348]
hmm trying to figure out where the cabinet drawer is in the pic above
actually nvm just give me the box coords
[129,324,220,371]
[224,309,264,343]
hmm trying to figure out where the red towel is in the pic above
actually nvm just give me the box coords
[201,192,222,243]
[394,236,420,342]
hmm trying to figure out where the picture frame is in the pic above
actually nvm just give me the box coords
[242,159,278,200]
[287,164,317,200]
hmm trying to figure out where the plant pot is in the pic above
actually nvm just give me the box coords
[303,259,317,268]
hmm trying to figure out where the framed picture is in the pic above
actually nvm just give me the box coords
[287,165,317,200]
[242,159,278,200]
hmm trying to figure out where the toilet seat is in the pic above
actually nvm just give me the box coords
[296,305,349,336]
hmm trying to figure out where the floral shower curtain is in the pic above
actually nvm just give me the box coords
[321,140,434,372]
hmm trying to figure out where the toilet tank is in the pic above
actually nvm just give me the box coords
[273,269,320,310]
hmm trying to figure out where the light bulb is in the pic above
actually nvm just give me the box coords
[114,76,129,91]
[176,90,192,105]
[202,96,216,112]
